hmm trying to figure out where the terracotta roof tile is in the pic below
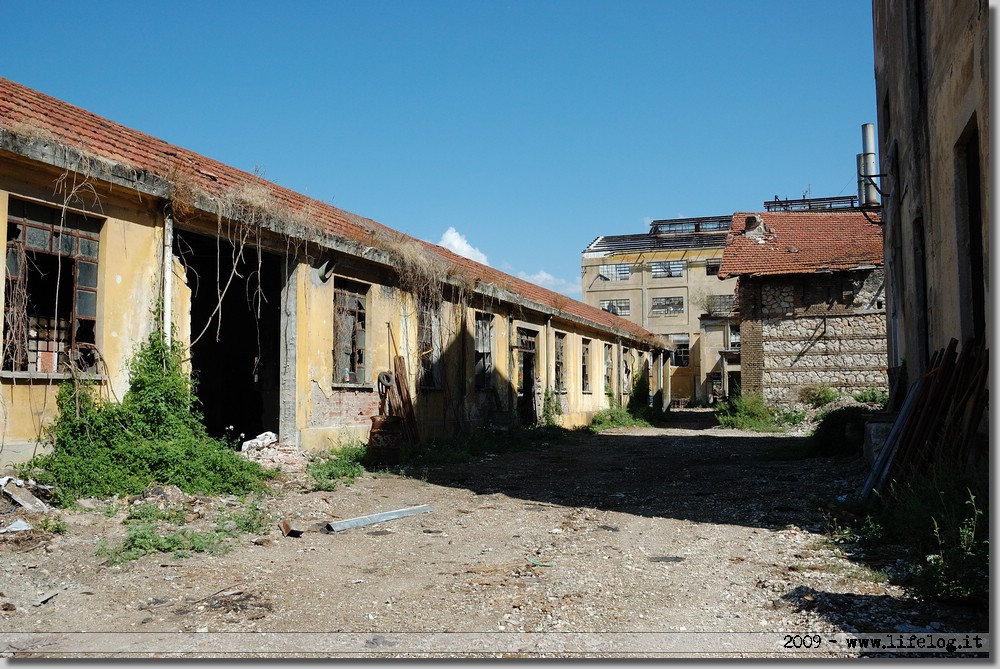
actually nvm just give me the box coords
[0,77,657,345]
[718,210,882,279]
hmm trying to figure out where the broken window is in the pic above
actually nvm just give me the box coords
[651,296,684,316]
[707,294,735,314]
[598,264,630,281]
[554,332,566,392]
[728,325,741,350]
[670,334,690,367]
[581,338,591,393]
[705,260,721,276]
[660,221,696,234]
[417,298,442,389]
[600,298,630,316]
[333,279,368,384]
[474,312,493,390]
[2,197,101,373]
[604,343,613,393]
[699,219,730,232]
[651,260,685,278]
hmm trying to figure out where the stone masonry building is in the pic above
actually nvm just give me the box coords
[718,210,888,404]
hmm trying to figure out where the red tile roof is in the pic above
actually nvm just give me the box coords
[718,210,883,279]
[0,77,660,346]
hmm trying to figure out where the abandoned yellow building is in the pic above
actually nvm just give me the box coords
[582,216,738,406]
[0,77,669,466]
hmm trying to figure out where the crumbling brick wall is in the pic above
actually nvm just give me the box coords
[738,269,888,404]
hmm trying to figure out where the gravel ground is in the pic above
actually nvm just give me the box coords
[0,410,987,659]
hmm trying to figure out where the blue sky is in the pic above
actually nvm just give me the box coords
[4,1,876,298]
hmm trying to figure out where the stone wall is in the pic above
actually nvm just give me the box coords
[739,270,888,404]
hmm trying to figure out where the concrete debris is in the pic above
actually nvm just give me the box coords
[240,431,278,452]
[1,479,48,514]
[239,432,307,473]
[31,591,59,607]
[0,519,33,533]
[139,484,187,509]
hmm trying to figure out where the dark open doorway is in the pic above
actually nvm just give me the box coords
[175,230,282,440]
[516,328,538,425]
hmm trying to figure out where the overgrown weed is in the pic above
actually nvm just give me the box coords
[16,327,275,506]
[852,386,889,408]
[307,443,368,490]
[714,393,799,432]
[799,384,840,408]
[824,442,988,606]
[97,495,272,565]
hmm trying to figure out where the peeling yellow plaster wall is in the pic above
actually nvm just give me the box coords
[0,185,162,450]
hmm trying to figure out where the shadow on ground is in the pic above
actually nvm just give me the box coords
[416,409,856,533]
[407,409,989,635]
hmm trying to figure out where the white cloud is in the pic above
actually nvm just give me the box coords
[517,270,582,299]
[438,227,489,265]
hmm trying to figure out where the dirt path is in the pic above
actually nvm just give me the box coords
[0,410,984,658]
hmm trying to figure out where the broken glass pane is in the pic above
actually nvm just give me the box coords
[77,261,98,288]
[79,238,99,259]
[56,232,76,256]
[76,289,97,318]
[5,248,20,278]
[25,226,50,250]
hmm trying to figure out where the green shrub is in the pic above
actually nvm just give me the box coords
[853,386,889,407]
[799,384,840,408]
[714,393,788,432]
[589,405,650,432]
[97,523,228,564]
[17,329,275,506]
[307,443,368,490]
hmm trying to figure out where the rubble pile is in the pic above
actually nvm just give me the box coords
[238,432,308,475]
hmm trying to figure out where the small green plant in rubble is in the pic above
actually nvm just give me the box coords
[97,495,272,564]
[307,442,368,490]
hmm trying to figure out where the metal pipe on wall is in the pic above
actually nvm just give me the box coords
[163,212,173,345]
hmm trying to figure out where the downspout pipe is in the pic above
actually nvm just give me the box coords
[163,211,173,345]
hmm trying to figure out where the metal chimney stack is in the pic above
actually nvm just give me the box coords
[857,122,879,206]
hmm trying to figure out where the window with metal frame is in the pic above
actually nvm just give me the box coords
[334,279,368,384]
[581,338,591,393]
[600,298,630,316]
[3,197,102,374]
[417,298,442,389]
[650,296,684,316]
[554,332,566,391]
[728,326,741,349]
[707,294,735,314]
[705,260,721,276]
[474,312,493,390]
[670,334,690,367]
[598,264,630,281]
[651,260,686,278]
